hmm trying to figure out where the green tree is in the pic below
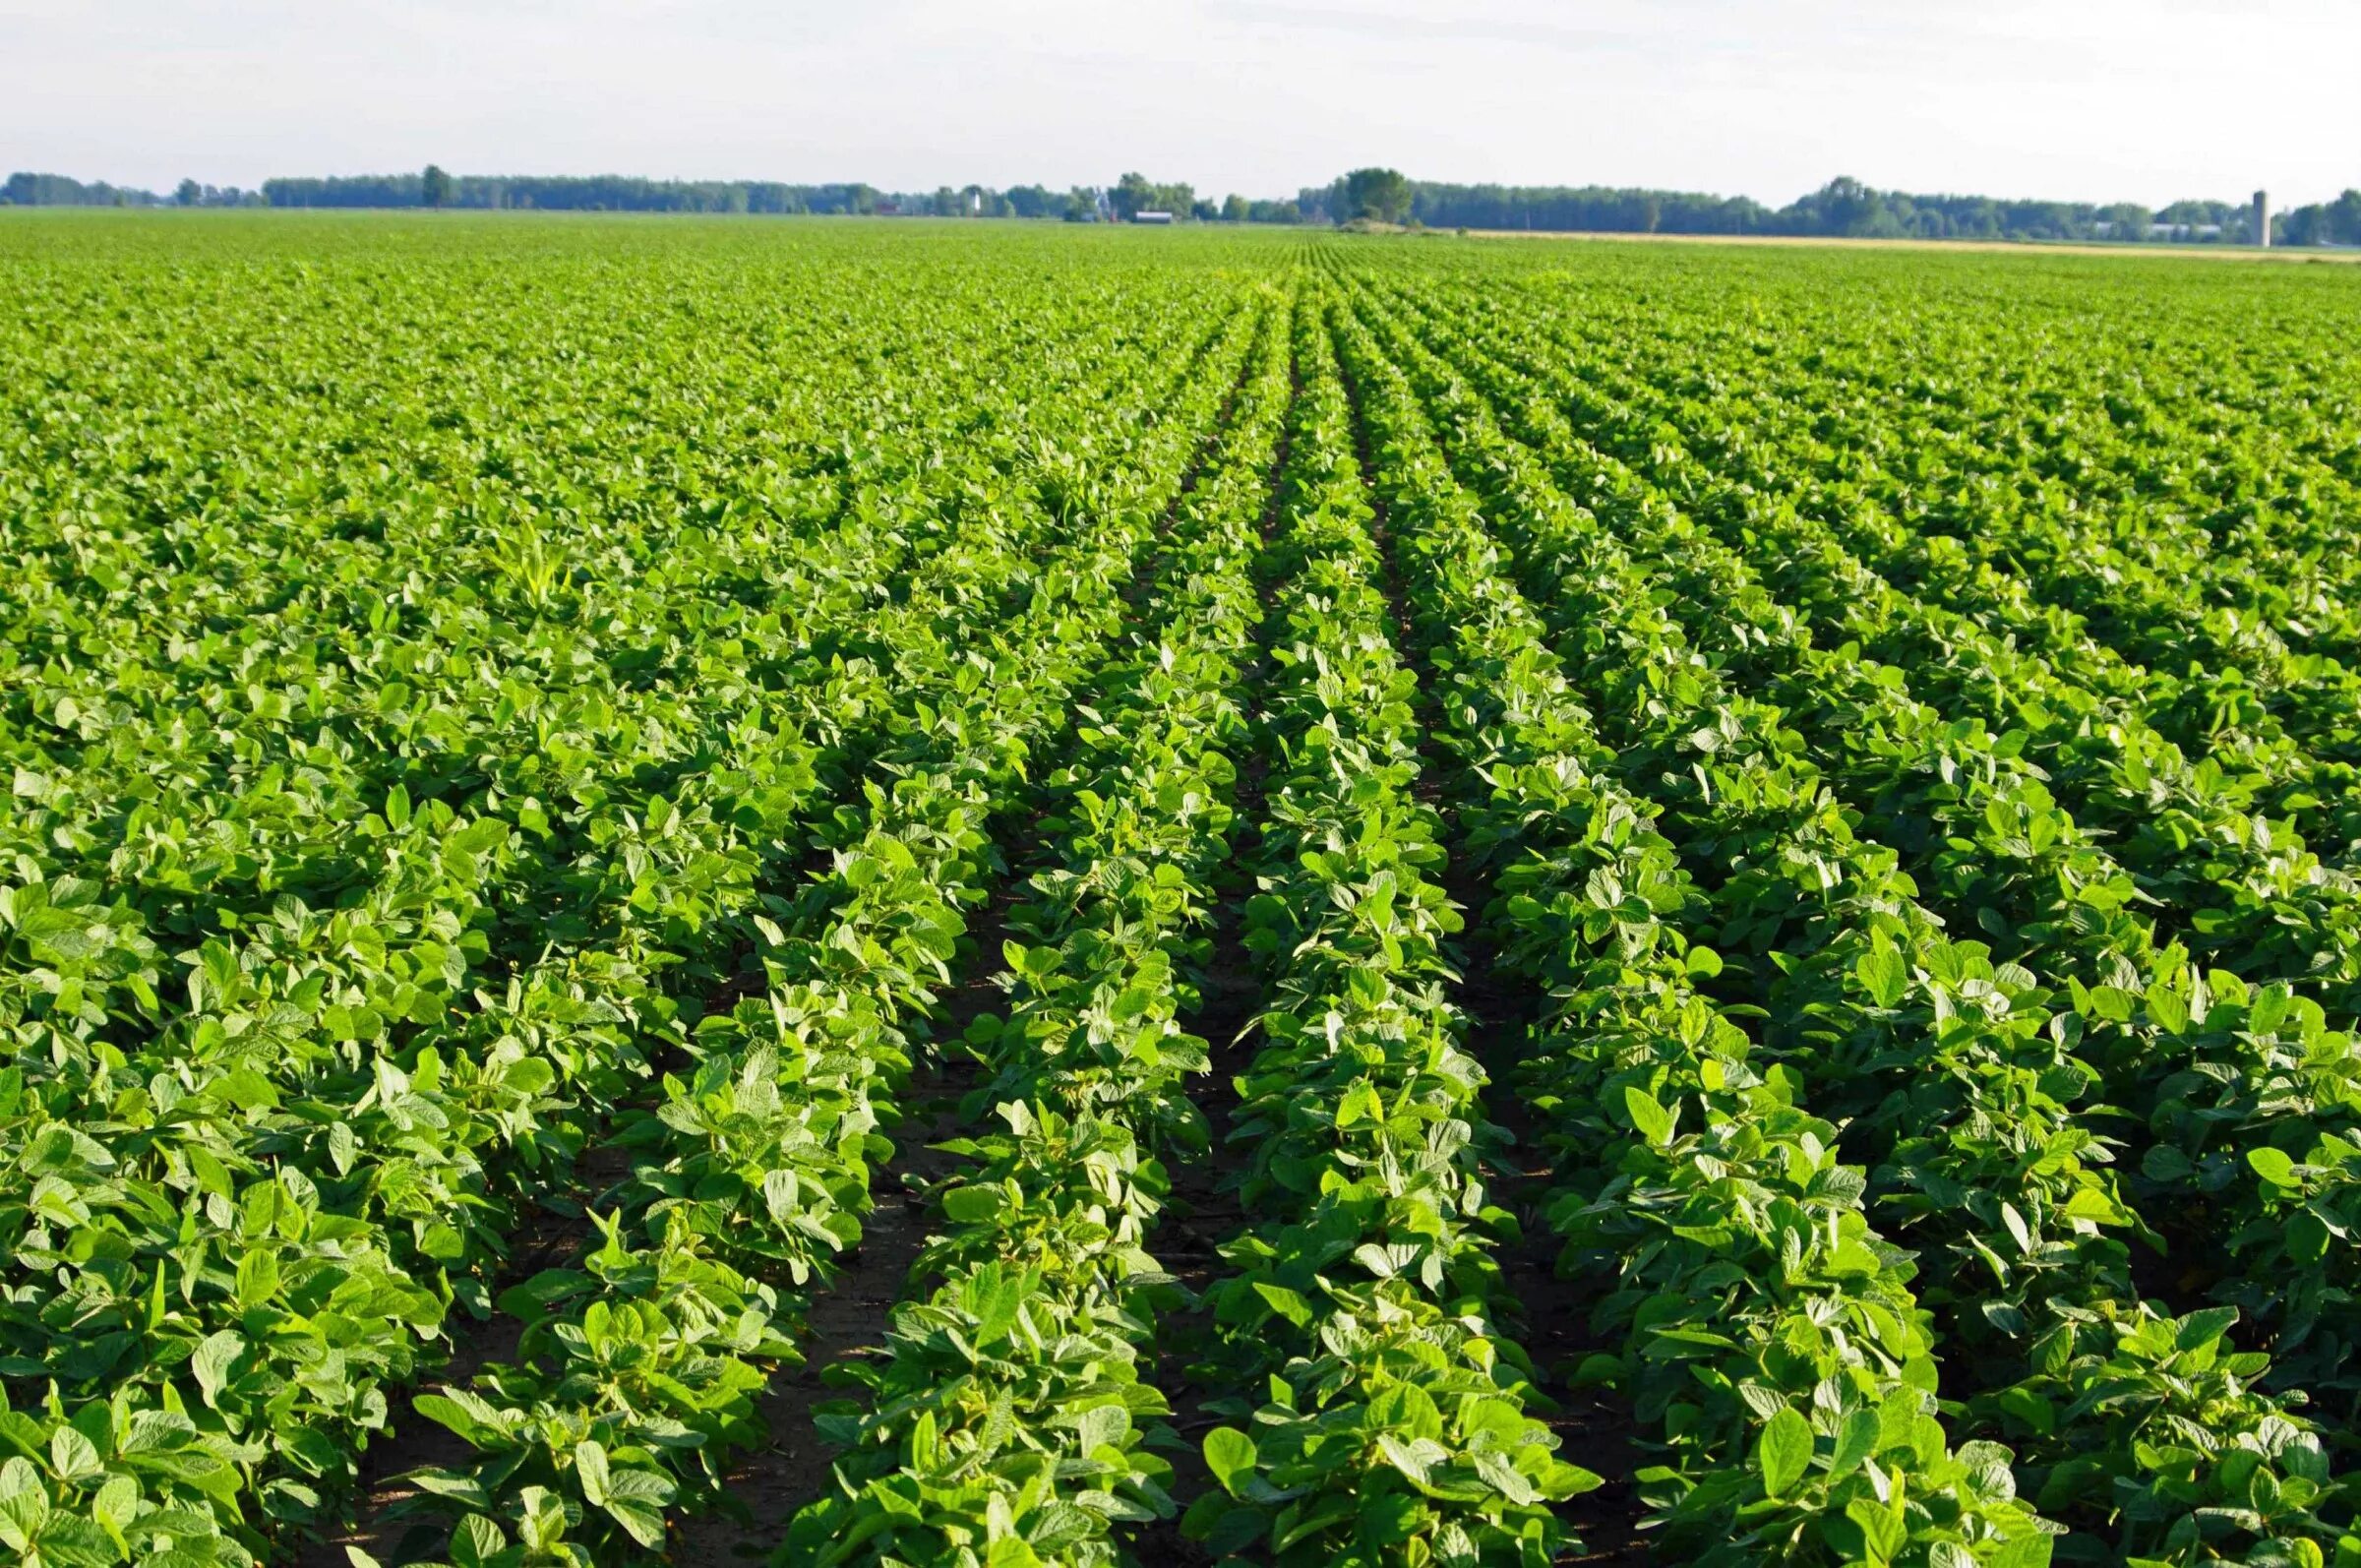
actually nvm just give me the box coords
[1110,171,1154,221]
[175,178,200,207]
[421,163,452,209]
[2330,189,2361,245]
[2101,202,2152,241]
[1222,193,1247,222]
[1339,166,1412,224]
[1108,173,1194,220]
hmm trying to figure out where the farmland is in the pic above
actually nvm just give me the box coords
[4,211,2361,1567]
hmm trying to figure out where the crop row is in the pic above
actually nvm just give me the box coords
[1373,269,2361,1428]
[1328,263,2359,1564]
[1175,284,1597,1568]
[359,295,1266,1566]
[1328,286,2059,1566]
[1497,259,2361,710]
[0,265,1258,1564]
[1431,285,2361,1410]
[777,292,1295,1567]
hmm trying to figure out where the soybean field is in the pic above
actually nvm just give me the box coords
[6,212,2361,1568]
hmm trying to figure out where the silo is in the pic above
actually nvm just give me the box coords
[2254,190,2271,248]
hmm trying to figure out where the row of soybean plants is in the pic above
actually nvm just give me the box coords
[1415,271,2361,1410]
[1497,254,2361,697]
[1459,268,2361,862]
[1174,283,1597,1568]
[1333,269,2360,1566]
[1359,259,2331,1515]
[1480,265,2361,827]
[1326,289,2055,1566]
[373,296,1268,1567]
[0,293,1219,1563]
[779,286,1295,1568]
[1383,271,2361,1432]
[0,257,1251,1563]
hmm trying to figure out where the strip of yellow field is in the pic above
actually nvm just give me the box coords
[1457,226,2361,262]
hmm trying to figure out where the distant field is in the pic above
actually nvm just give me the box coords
[5,211,2361,1568]
[1461,222,2361,261]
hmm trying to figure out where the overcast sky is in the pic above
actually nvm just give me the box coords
[5,0,2356,207]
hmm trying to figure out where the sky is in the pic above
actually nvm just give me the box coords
[5,0,2357,209]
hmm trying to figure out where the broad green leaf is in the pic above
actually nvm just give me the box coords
[1203,1428,1257,1499]
[1757,1406,1813,1497]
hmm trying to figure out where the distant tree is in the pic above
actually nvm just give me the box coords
[1062,187,1101,222]
[1110,171,1154,221]
[1109,172,1194,220]
[1339,167,1412,224]
[1222,193,1247,222]
[1190,198,1219,221]
[2330,189,2361,245]
[421,163,452,209]
[2100,201,2151,240]
[175,178,200,207]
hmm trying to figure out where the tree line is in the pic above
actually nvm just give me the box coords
[9,165,2360,248]
[1317,169,2361,247]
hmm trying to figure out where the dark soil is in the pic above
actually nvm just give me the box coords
[665,1055,981,1563]
[295,1141,636,1568]
[1128,884,1262,1568]
[1125,325,1295,1566]
[662,868,1015,1561]
[1449,931,1650,1566]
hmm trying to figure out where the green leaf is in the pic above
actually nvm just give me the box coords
[1991,1530,2055,1568]
[412,1393,492,1448]
[1831,1409,1879,1478]
[1757,1406,1813,1498]
[1334,1081,1385,1129]
[2288,1209,2333,1263]
[967,1265,1027,1350]
[1203,1427,1257,1500]
[232,1247,280,1309]
[191,1330,244,1407]
[941,1184,1006,1225]
[1854,942,1907,1008]
[575,1438,610,1508]
[2248,1147,2300,1187]
[1251,1282,1313,1329]
[1623,1085,1675,1146]
[2173,1306,2238,1355]
[606,1497,667,1550]
[48,1425,101,1483]
[1377,1433,1454,1495]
